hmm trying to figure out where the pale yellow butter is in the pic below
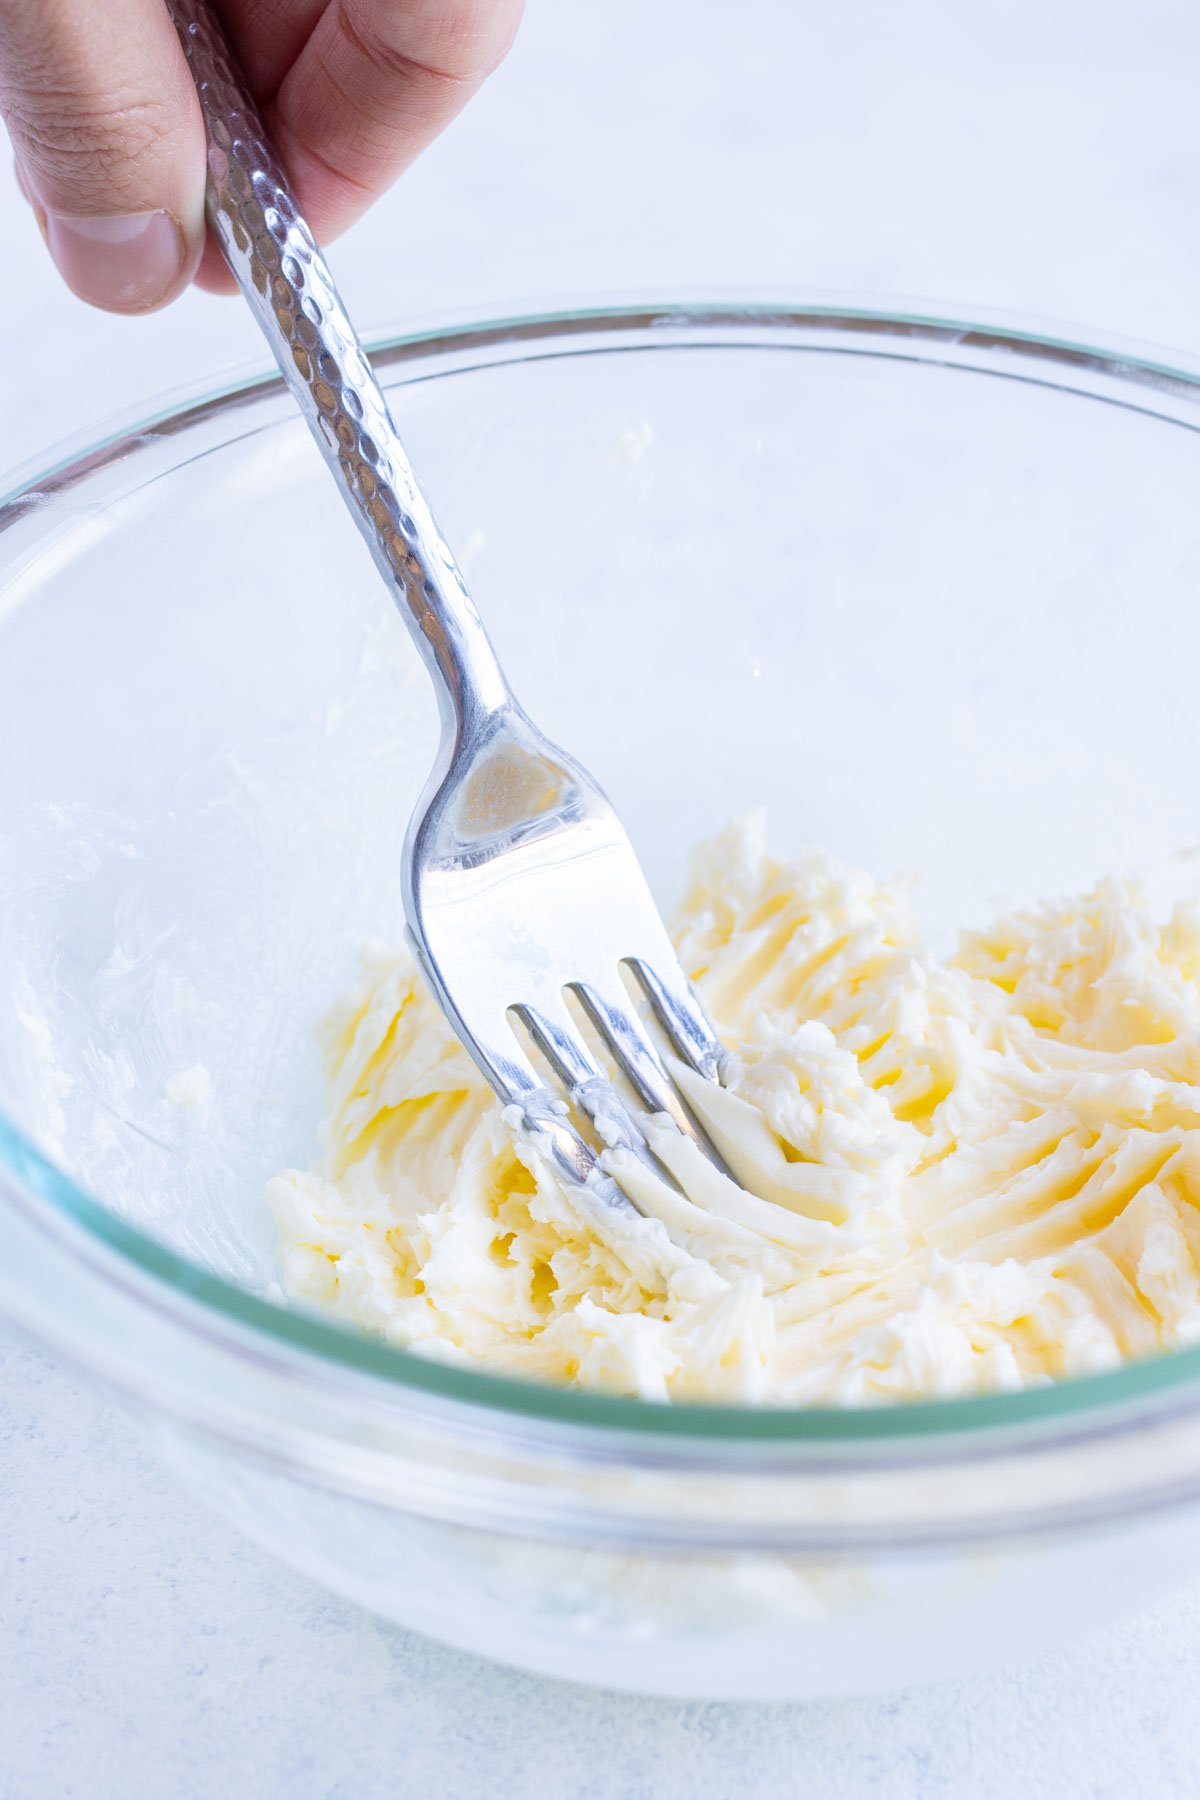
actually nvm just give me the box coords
[268,815,1200,1404]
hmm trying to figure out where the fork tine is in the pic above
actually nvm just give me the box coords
[427,974,641,1217]
[626,956,725,1083]
[514,1002,679,1183]
[507,1082,640,1217]
[569,982,731,1174]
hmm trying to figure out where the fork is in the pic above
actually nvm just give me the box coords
[168,0,728,1211]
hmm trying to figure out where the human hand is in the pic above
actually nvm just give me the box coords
[0,0,522,313]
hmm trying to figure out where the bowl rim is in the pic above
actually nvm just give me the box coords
[8,292,1200,1445]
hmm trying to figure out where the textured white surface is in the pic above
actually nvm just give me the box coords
[6,1337,1200,1800]
[6,0,1200,1791]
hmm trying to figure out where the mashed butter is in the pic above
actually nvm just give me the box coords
[268,816,1200,1404]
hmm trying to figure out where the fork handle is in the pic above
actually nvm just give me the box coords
[166,0,510,738]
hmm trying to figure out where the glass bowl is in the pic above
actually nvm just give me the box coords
[6,300,1200,1701]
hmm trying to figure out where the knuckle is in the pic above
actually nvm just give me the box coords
[338,0,522,87]
[1,84,183,199]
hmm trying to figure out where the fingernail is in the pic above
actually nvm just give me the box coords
[41,210,185,313]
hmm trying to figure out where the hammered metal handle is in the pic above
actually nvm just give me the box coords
[166,0,509,727]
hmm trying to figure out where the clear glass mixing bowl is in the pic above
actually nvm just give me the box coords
[6,300,1200,1700]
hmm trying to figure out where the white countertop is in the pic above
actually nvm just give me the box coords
[6,1,1200,1792]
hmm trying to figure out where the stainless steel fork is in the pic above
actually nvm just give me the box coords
[169,1,727,1210]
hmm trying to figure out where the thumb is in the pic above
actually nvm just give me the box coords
[0,0,206,313]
